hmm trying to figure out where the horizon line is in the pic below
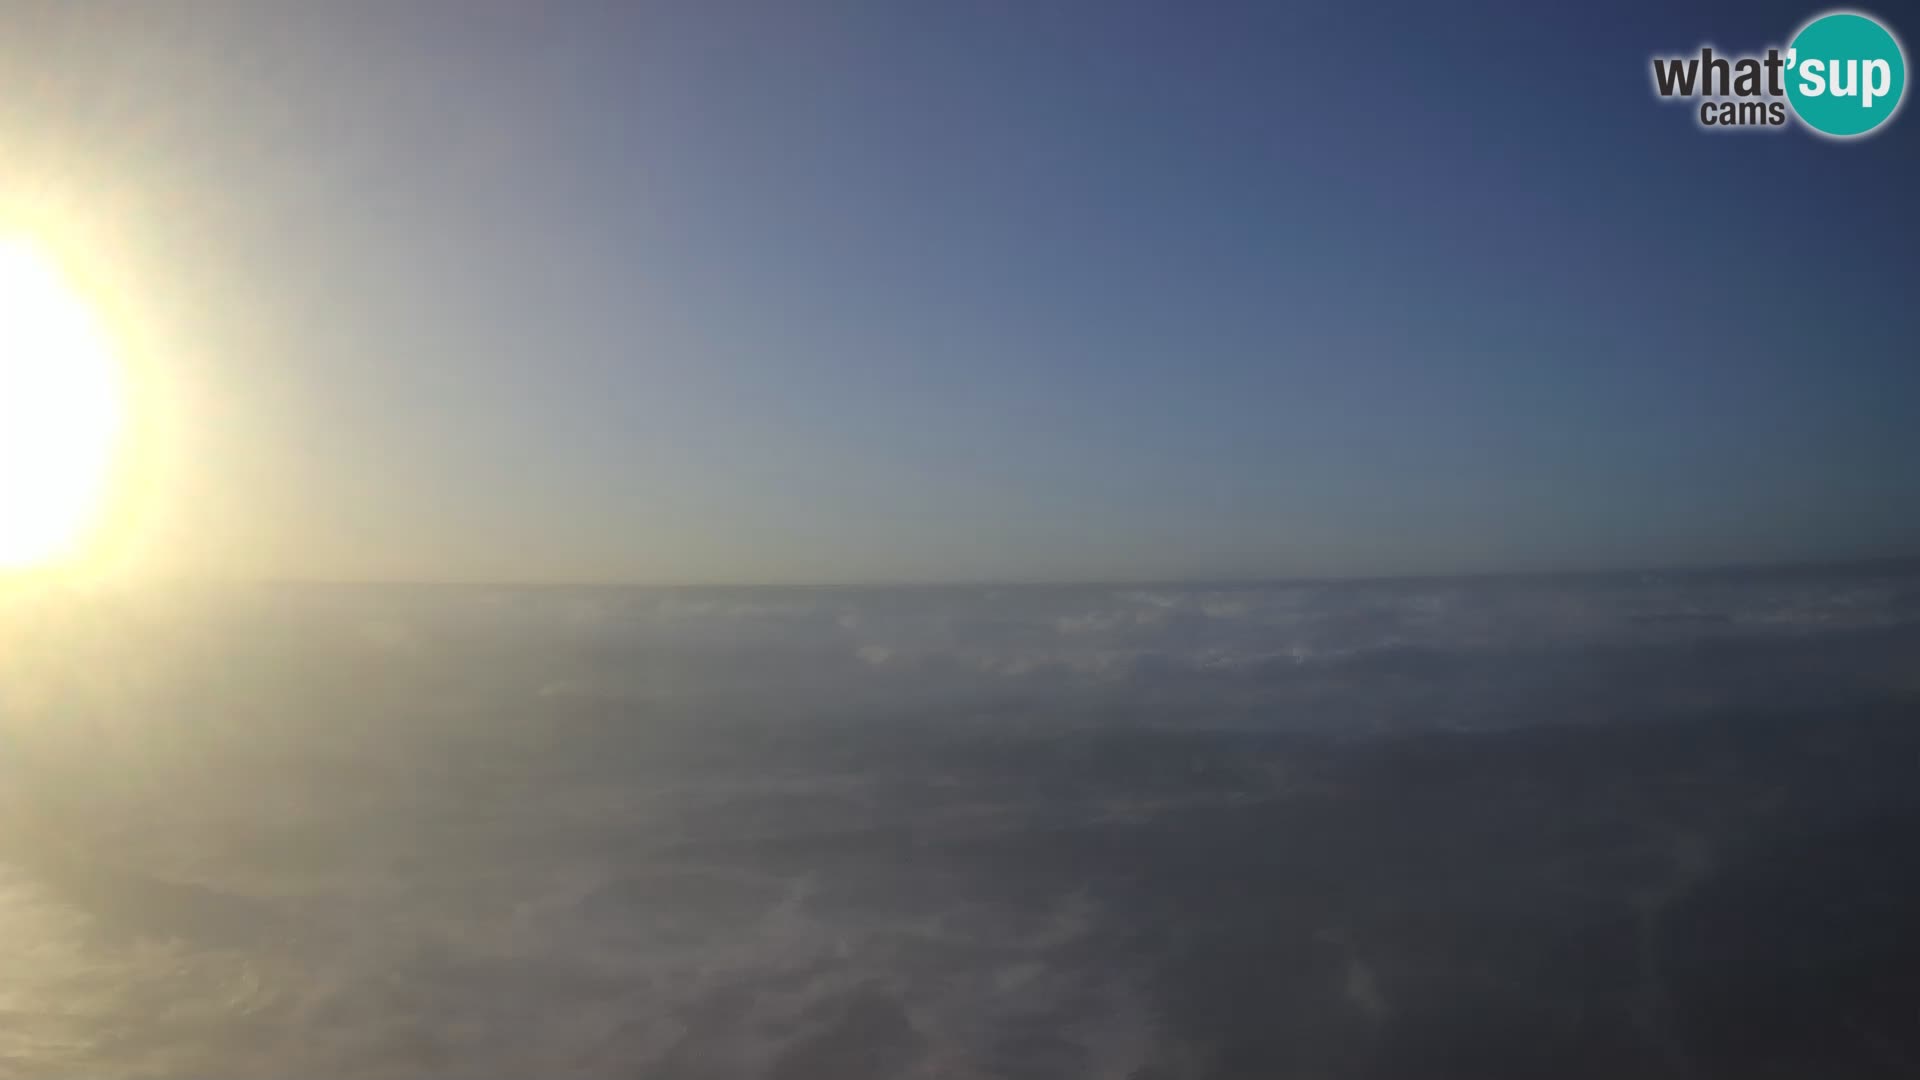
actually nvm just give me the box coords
[88,551,1920,592]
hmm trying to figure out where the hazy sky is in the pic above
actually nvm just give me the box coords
[3,0,1916,583]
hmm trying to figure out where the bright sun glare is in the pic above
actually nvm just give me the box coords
[0,239,125,571]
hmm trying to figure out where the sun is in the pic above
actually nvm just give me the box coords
[0,239,126,571]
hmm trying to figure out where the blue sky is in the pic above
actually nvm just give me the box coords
[4,0,1916,582]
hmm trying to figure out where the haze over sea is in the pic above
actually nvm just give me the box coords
[4,563,1919,1078]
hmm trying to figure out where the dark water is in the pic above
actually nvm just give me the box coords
[2,567,1918,1077]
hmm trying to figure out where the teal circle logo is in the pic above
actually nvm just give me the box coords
[1786,12,1907,137]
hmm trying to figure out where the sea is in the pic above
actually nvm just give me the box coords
[2,564,1918,1078]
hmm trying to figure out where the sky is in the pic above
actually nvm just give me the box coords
[1,0,1916,584]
